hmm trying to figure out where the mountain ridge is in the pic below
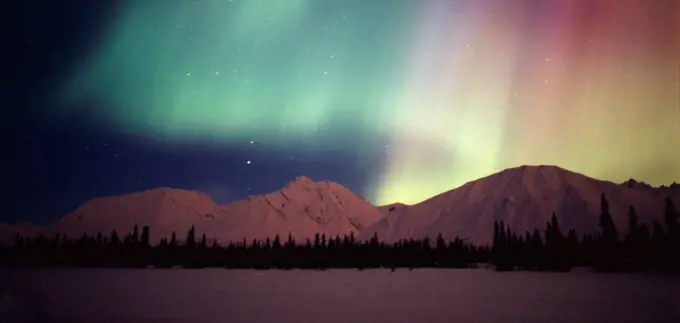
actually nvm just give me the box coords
[359,165,679,245]
[0,176,385,246]
[1,165,678,246]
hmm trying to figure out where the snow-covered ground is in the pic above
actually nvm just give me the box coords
[1,268,678,323]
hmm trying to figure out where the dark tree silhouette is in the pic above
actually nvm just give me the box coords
[141,226,150,247]
[597,193,620,271]
[2,196,678,273]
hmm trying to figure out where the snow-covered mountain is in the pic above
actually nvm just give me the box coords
[202,176,385,243]
[377,203,409,215]
[2,176,385,245]
[53,187,222,244]
[1,166,678,247]
[360,165,680,246]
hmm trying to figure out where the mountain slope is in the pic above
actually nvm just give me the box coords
[53,187,222,244]
[2,177,385,245]
[377,203,409,215]
[360,165,679,246]
[206,176,385,242]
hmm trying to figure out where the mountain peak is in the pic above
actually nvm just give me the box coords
[621,178,653,190]
[362,164,678,245]
[511,164,568,174]
[285,176,316,187]
[53,187,222,244]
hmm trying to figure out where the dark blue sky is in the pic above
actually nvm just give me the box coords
[4,0,386,225]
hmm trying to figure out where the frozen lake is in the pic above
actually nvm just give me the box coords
[1,268,678,323]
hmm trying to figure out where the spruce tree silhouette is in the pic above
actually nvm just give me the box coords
[624,206,643,271]
[200,233,207,248]
[597,193,620,271]
[663,196,679,270]
[131,225,139,245]
[110,230,120,245]
[96,232,103,246]
[169,232,177,248]
[183,226,197,268]
[141,226,150,247]
[566,229,579,267]
[492,220,513,270]
[544,213,569,271]
[651,220,665,270]
[5,195,680,272]
[186,226,196,248]
[664,196,679,235]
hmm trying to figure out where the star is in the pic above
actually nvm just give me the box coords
[249,140,255,144]
[215,71,219,75]
[246,160,251,164]
[186,73,191,76]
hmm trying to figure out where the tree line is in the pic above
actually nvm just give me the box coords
[491,195,680,272]
[0,225,489,270]
[1,194,678,272]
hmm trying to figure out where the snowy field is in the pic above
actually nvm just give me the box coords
[1,268,678,323]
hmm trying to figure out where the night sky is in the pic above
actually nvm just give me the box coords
[5,0,680,226]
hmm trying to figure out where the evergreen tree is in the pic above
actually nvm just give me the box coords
[110,230,120,245]
[664,196,679,237]
[544,213,568,271]
[599,193,618,243]
[141,226,150,247]
[663,196,679,270]
[132,225,139,245]
[626,206,640,242]
[185,225,196,248]
[96,232,103,246]
[287,232,294,247]
[273,234,281,249]
[5,196,679,272]
[200,233,207,248]
[169,232,177,248]
[314,233,321,249]
[597,193,620,271]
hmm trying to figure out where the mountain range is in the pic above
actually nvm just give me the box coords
[1,165,678,246]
